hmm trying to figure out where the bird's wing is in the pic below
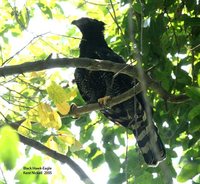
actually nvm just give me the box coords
[95,47,126,64]
[74,68,106,103]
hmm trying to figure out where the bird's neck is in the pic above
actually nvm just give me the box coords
[81,32,107,47]
[79,33,108,58]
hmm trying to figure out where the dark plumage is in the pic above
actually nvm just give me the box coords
[72,17,166,166]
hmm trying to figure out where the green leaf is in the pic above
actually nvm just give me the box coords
[185,0,196,11]
[144,0,164,15]
[198,73,200,87]
[0,126,19,170]
[102,127,115,145]
[88,143,98,158]
[177,161,200,182]
[55,4,64,15]
[189,116,200,133]
[185,86,200,101]
[184,148,200,159]
[184,17,200,27]
[133,3,142,14]
[40,135,51,143]
[105,148,120,172]
[125,149,141,173]
[164,0,174,7]
[108,173,126,184]
[176,68,192,84]
[134,171,154,184]
[37,3,52,19]
[91,154,104,169]
[188,104,200,120]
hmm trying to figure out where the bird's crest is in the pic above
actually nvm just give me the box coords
[72,17,105,33]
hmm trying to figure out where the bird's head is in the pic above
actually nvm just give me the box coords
[72,17,105,36]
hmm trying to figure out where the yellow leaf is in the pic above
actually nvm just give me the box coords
[29,71,45,78]
[49,35,60,40]
[49,111,62,130]
[57,130,82,152]
[49,71,62,81]
[66,88,77,101]
[45,136,59,152]
[27,107,39,122]
[46,81,67,104]
[28,44,45,56]
[57,130,75,145]
[38,103,62,129]
[45,136,68,154]
[70,140,82,152]
[56,101,70,115]
[38,103,51,127]
[18,119,32,136]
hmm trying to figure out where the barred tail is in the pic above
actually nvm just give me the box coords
[131,121,166,166]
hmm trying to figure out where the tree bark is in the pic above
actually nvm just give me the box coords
[0,57,189,103]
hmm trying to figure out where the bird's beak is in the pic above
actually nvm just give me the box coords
[71,20,77,25]
[71,19,83,29]
[72,20,81,28]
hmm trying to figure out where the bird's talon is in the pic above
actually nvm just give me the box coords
[98,96,111,106]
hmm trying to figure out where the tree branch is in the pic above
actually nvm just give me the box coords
[6,123,94,184]
[0,57,189,103]
[19,134,94,184]
[8,84,142,125]
[7,84,142,126]
[69,83,142,116]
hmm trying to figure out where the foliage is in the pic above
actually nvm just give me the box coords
[0,0,200,184]
[0,126,19,170]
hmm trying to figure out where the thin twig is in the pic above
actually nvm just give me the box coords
[125,130,129,184]
[0,166,7,184]
[190,43,200,51]
[4,86,38,103]
[84,0,116,6]
[2,32,49,66]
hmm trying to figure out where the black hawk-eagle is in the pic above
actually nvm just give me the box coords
[72,17,166,166]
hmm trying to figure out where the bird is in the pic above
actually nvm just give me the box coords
[72,17,166,166]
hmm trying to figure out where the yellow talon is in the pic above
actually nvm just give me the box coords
[98,96,111,106]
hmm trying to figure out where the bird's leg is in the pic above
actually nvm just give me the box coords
[98,72,114,106]
[98,96,112,106]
